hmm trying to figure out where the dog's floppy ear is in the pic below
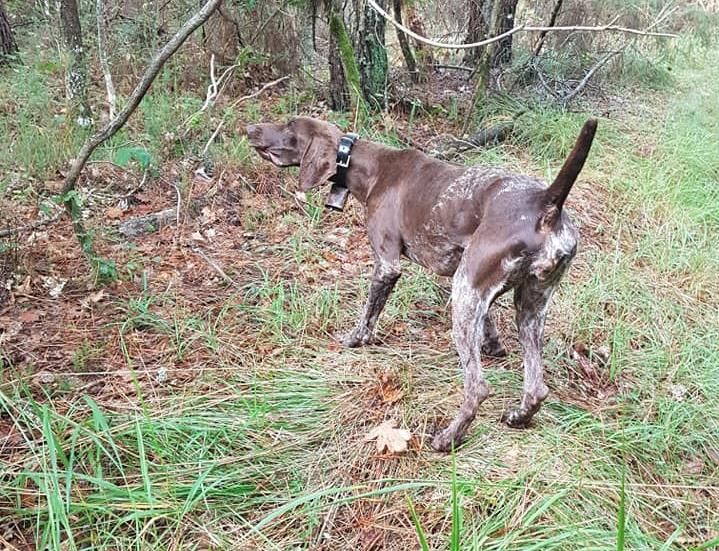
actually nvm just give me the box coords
[299,137,336,191]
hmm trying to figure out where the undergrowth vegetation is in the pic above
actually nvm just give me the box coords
[1,11,718,551]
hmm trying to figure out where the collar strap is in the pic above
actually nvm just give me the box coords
[325,133,359,211]
[335,132,359,177]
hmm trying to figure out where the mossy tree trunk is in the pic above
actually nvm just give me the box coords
[356,0,388,111]
[60,0,93,126]
[0,0,17,64]
[328,9,350,111]
[329,10,362,113]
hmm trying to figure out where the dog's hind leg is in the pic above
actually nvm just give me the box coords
[481,310,507,358]
[501,282,554,428]
[432,249,507,452]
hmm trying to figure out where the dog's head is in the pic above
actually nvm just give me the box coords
[246,117,342,191]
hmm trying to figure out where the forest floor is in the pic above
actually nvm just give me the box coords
[1,36,719,551]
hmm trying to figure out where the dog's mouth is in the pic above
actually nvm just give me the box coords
[250,144,295,167]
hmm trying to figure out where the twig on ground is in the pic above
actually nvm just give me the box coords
[0,210,64,238]
[436,64,473,72]
[189,245,239,287]
[171,180,182,226]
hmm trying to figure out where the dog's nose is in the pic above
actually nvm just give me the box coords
[246,124,258,138]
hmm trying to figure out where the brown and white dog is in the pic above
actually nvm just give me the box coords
[246,117,597,451]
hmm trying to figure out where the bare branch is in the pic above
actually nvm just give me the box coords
[561,49,623,104]
[60,0,223,255]
[202,75,289,156]
[366,0,677,51]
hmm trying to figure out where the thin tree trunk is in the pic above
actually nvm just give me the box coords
[96,0,116,119]
[357,0,388,110]
[463,0,488,66]
[328,8,350,111]
[493,0,518,66]
[59,0,93,126]
[533,0,564,57]
[0,0,18,64]
[392,0,417,82]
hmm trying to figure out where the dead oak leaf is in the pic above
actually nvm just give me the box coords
[81,289,106,309]
[364,420,411,454]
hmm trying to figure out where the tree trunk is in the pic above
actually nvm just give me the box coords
[0,0,18,64]
[533,0,564,57]
[328,9,350,111]
[392,0,417,82]
[493,0,519,66]
[60,0,93,126]
[463,0,489,66]
[357,0,388,110]
[462,0,502,134]
[328,9,358,111]
[405,4,433,81]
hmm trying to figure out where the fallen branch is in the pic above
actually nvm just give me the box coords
[117,207,181,238]
[561,49,623,104]
[366,0,677,51]
[0,210,64,239]
[60,0,223,257]
[189,244,239,287]
[439,118,517,159]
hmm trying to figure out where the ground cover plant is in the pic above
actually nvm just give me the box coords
[1,1,718,549]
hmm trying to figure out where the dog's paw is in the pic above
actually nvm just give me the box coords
[431,429,464,453]
[501,407,531,428]
[341,328,374,348]
[481,340,508,358]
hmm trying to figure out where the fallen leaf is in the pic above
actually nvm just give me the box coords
[683,457,704,475]
[18,310,41,323]
[42,276,67,299]
[364,420,411,454]
[81,289,106,309]
[106,207,124,219]
[376,372,404,404]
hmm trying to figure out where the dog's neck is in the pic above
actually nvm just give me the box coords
[334,139,384,205]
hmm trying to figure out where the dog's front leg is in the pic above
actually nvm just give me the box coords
[343,257,401,348]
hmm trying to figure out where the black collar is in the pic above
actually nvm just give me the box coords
[334,132,359,186]
[325,132,359,211]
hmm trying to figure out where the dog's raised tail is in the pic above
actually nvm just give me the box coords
[544,118,598,214]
